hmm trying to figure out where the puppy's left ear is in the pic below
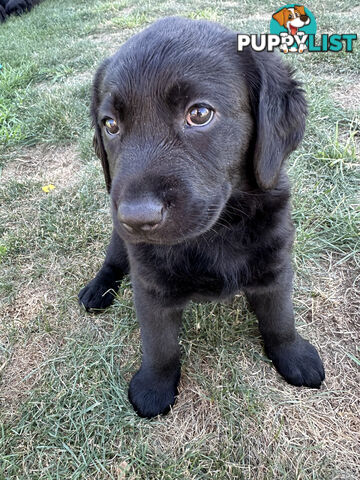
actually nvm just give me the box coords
[91,58,112,194]
[247,52,307,190]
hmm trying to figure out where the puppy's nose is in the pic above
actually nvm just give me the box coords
[118,197,164,232]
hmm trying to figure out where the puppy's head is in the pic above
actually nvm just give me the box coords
[91,17,306,245]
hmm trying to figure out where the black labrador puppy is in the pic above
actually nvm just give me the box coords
[0,0,41,22]
[79,17,325,418]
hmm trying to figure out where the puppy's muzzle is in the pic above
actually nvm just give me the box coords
[118,196,165,232]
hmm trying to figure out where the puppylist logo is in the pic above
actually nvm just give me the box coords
[237,4,357,53]
[271,5,315,53]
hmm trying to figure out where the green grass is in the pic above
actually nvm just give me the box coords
[0,0,359,479]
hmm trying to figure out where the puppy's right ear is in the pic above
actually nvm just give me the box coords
[93,126,111,194]
[91,59,112,193]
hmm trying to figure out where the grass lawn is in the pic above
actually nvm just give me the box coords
[0,0,359,478]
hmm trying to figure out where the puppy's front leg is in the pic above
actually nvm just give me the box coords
[79,229,129,311]
[245,268,325,388]
[128,279,184,418]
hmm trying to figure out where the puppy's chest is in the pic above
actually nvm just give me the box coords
[135,239,253,299]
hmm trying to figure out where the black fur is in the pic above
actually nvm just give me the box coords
[79,17,325,418]
[0,0,41,22]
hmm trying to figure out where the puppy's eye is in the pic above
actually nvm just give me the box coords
[185,105,214,127]
[104,118,120,135]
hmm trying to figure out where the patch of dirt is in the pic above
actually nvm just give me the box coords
[153,375,224,451]
[0,277,59,416]
[35,71,93,94]
[0,144,81,190]
[0,333,57,417]
[240,11,273,22]
[332,81,360,111]
[89,29,134,55]
[0,281,57,328]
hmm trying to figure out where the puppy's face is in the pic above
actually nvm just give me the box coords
[92,17,307,245]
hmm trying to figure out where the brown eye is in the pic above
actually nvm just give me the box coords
[104,118,120,135]
[185,105,214,127]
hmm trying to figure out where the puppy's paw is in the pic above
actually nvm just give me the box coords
[78,269,122,311]
[265,335,325,388]
[128,367,180,418]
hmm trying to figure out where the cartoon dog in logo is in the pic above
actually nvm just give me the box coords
[272,5,311,53]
